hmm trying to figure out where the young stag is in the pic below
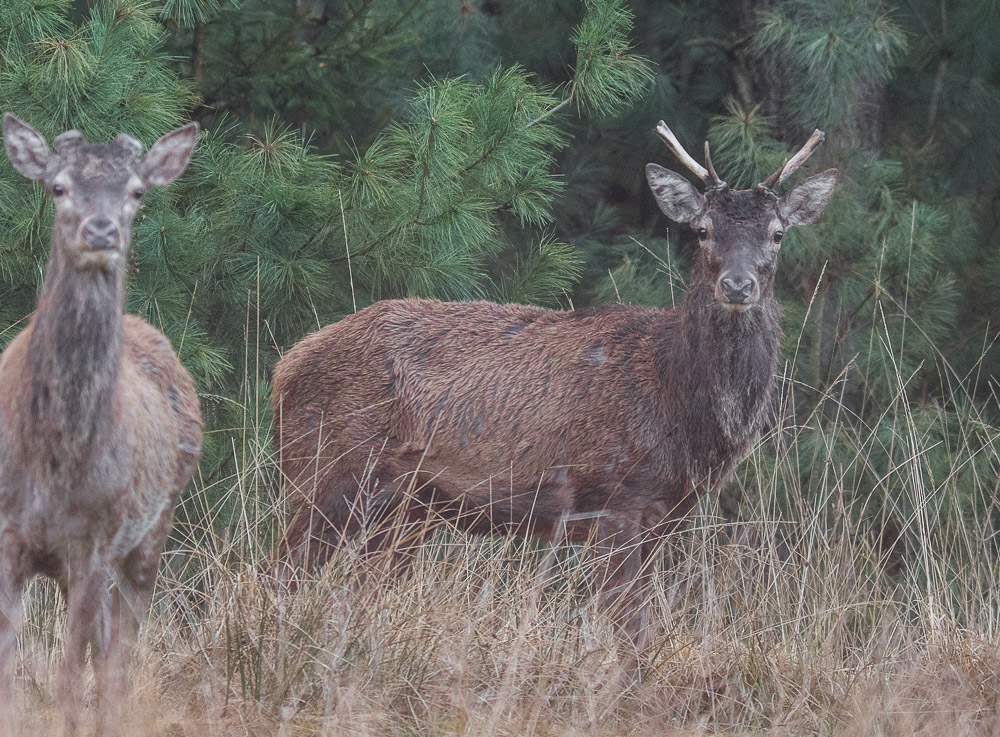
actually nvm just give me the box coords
[0,115,202,735]
[273,122,837,650]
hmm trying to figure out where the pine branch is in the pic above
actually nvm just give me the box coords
[524,82,575,129]
[326,0,375,47]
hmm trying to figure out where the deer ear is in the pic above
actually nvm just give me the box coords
[778,169,838,227]
[646,164,705,223]
[141,122,199,187]
[3,113,52,180]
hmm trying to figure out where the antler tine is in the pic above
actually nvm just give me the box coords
[759,158,786,190]
[776,129,825,187]
[654,121,709,183]
[703,140,724,188]
[759,129,826,190]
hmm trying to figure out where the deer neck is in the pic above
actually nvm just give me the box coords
[670,262,781,438]
[21,241,126,457]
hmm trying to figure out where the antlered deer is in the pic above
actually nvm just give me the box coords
[273,121,837,650]
[0,115,202,735]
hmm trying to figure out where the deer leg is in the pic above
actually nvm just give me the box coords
[93,523,167,736]
[276,473,363,580]
[593,514,651,653]
[91,577,150,737]
[58,556,111,737]
[91,586,140,737]
[357,500,433,583]
[0,539,24,737]
[89,594,121,737]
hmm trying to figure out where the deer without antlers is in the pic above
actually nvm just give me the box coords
[273,121,837,652]
[0,115,202,735]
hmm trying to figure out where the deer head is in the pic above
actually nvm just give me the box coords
[646,123,837,312]
[3,114,199,274]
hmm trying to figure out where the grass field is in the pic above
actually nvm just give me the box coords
[8,313,1000,737]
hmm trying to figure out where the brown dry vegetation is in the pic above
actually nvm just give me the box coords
[8,311,1000,737]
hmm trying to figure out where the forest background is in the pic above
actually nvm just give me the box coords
[3,0,1000,734]
[3,0,997,560]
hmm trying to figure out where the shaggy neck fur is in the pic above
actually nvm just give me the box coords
[663,257,781,460]
[20,232,126,462]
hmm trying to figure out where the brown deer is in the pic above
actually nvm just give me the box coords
[273,121,837,651]
[0,115,202,735]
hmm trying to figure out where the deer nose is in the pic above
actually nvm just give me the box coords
[82,218,119,250]
[719,275,756,304]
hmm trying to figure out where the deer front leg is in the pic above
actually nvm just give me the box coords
[92,535,163,737]
[357,490,437,585]
[59,555,112,737]
[275,473,362,582]
[91,585,146,737]
[593,513,651,654]
[0,537,24,737]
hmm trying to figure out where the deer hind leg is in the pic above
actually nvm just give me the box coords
[592,513,652,655]
[0,538,24,737]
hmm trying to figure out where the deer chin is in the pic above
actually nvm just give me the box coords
[718,300,753,314]
[73,245,122,273]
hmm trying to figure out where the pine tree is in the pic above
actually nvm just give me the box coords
[0,0,653,492]
[5,0,1000,576]
[586,0,1000,573]
[432,0,1000,572]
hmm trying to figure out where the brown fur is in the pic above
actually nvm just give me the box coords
[274,141,837,655]
[0,115,201,735]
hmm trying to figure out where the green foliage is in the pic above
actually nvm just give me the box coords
[0,0,652,493]
[570,0,655,116]
[754,1,908,129]
[159,0,239,28]
[706,101,787,190]
[2,1,191,137]
[351,69,567,300]
[3,0,1000,580]
[187,0,428,149]
[499,237,583,308]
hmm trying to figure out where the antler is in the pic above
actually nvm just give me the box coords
[759,129,825,190]
[654,121,726,188]
[114,132,144,158]
[52,129,84,154]
[704,141,723,188]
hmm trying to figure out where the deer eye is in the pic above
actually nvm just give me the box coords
[773,230,784,244]
[131,188,145,200]
[51,184,66,197]
[696,228,708,241]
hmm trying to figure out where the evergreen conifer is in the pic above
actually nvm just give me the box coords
[3,0,1000,573]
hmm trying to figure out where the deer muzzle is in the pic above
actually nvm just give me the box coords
[717,274,758,308]
[81,217,120,251]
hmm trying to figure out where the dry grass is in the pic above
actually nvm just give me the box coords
[9,308,1000,737]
